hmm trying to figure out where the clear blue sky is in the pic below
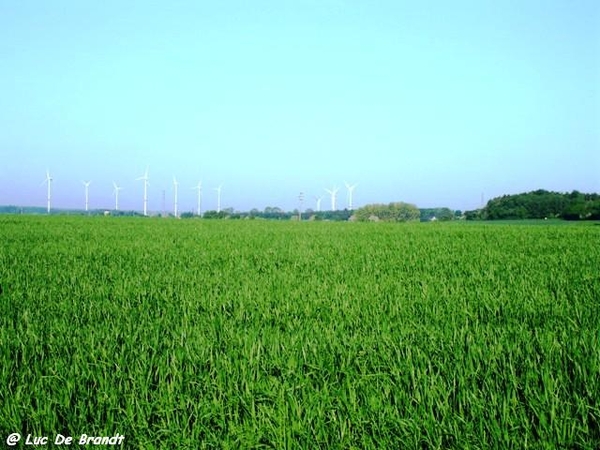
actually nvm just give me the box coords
[1,0,598,213]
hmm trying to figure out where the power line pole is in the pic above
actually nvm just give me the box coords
[298,192,304,221]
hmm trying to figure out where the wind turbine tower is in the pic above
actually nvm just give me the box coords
[136,167,150,216]
[192,181,202,216]
[314,196,322,212]
[112,182,123,211]
[82,180,91,212]
[344,181,358,210]
[173,177,179,217]
[324,186,339,211]
[42,170,53,214]
[214,184,222,213]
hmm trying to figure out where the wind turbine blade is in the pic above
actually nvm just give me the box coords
[136,166,149,180]
[41,170,52,185]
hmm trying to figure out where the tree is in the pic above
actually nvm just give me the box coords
[480,189,600,220]
[419,207,454,222]
[355,202,420,222]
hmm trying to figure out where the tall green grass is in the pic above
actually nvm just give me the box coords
[0,217,598,448]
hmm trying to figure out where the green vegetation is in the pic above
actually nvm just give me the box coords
[0,205,143,216]
[354,202,420,222]
[419,207,461,222]
[199,208,354,221]
[0,217,599,449]
[466,190,600,221]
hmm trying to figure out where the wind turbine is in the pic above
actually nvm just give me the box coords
[173,176,179,217]
[192,181,202,216]
[314,196,322,212]
[135,166,149,216]
[344,181,358,210]
[324,186,339,211]
[41,170,53,214]
[82,180,91,212]
[214,184,222,213]
[112,182,123,211]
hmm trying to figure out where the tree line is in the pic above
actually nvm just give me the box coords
[197,203,431,222]
[3,189,599,221]
[465,190,600,220]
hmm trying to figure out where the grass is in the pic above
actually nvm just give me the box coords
[0,216,598,449]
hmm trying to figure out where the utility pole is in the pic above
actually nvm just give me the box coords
[298,192,304,221]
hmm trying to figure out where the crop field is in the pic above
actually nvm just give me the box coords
[0,216,599,449]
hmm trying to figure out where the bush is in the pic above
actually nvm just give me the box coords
[354,202,420,222]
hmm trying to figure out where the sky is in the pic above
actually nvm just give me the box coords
[1,0,599,213]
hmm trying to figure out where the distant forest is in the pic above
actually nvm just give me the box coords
[466,190,600,220]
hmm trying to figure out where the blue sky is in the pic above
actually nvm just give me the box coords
[1,0,598,213]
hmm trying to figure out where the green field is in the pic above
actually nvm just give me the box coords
[1,217,598,449]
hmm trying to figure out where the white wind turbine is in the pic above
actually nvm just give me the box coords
[192,181,202,216]
[173,176,179,217]
[324,186,339,211]
[42,169,53,214]
[344,181,358,210]
[135,166,149,216]
[214,184,222,213]
[314,196,323,212]
[112,182,123,211]
[82,180,91,212]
